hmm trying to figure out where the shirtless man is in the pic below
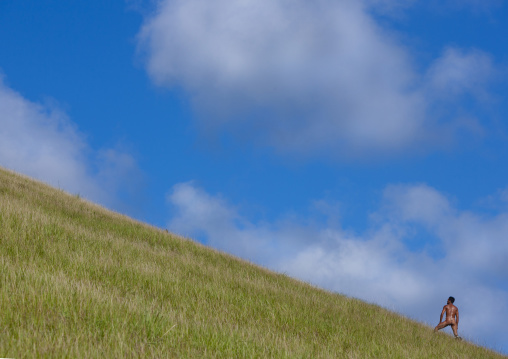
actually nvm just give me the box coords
[434,296,461,339]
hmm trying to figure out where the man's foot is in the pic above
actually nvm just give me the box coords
[455,336,462,340]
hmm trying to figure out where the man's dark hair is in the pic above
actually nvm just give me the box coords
[448,296,455,303]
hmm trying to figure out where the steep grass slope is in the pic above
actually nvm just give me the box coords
[0,167,504,358]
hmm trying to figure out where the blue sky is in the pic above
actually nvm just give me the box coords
[1,0,507,353]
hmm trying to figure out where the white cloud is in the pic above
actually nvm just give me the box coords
[501,188,508,203]
[426,48,495,100]
[137,0,496,157]
[363,0,416,16]
[364,0,504,17]
[0,77,142,210]
[167,182,508,353]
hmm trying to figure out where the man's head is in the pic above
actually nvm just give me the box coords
[448,296,455,304]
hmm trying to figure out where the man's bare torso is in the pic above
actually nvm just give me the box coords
[443,304,458,322]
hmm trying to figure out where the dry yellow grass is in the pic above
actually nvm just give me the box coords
[0,166,505,358]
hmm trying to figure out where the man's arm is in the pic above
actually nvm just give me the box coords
[455,308,459,325]
[439,306,446,323]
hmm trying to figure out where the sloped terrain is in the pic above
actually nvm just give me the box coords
[0,167,504,358]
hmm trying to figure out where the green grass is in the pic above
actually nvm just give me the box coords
[0,166,505,358]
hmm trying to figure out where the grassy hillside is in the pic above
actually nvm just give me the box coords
[0,167,504,358]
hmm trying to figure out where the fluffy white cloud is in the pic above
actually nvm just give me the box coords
[363,0,416,15]
[426,48,495,100]
[0,78,142,210]
[138,0,495,157]
[167,182,508,353]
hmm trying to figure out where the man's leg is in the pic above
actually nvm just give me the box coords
[451,323,458,336]
[434,321,449,332]
[451,323,461,339]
